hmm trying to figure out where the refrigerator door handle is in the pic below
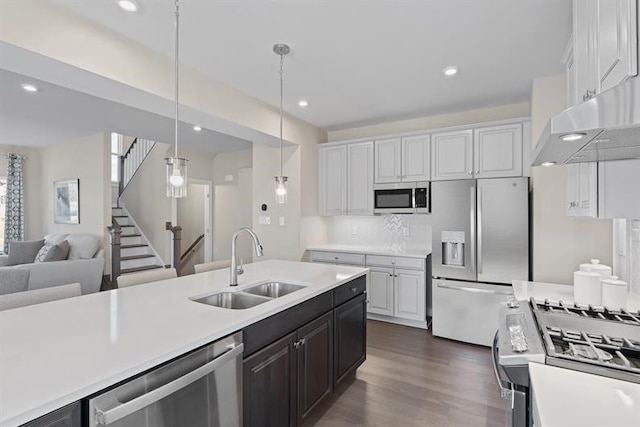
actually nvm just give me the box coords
[478,185,483,275]
[470,185,476,276]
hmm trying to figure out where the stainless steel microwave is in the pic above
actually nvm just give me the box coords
[373,181,430,214]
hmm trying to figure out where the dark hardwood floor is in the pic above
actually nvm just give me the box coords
[304,320,508,427]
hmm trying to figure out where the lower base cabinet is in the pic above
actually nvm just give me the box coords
[334,293,366,387]
[242,276,366,427]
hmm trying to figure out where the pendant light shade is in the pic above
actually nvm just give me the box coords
[273,43,290,204]
[166,0,188,198]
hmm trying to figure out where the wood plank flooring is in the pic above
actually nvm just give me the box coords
[304,320,508,427]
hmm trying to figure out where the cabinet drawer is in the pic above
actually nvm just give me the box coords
[366,255,424,270]
[310,251,365,266]
[333,275,366,306]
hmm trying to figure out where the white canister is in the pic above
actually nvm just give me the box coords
[579,259,612,278]
[601,276,628,309]
[574,269,602,305]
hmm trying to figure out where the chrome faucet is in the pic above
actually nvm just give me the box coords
[230,227,264,286]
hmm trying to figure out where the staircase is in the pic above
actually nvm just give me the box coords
[112,207,164,275]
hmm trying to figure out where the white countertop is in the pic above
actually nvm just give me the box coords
[306,244,431,259]
[512,280,640,311]
[529,362,640,427]
[0,260,367,427]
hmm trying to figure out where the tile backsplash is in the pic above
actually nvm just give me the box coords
[326,214,431,252]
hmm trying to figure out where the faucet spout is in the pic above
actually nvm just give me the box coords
[230,227,263,286]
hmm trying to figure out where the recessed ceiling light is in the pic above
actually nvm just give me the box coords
[20,83,38,93]
[560,133,586,141]
[193,125,202,132]
[541,162,556,167]
[298,100,308,107]
[116,0,139,12]
[443,66,458,77]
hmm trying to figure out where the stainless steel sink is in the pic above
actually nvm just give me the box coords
[192,292,271,309]
[242,282,307,298]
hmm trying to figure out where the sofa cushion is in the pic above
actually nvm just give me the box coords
[66,234,100,260]
[44,233,69,246]
[0,269,30,295]
[34,240,70,263]
[7,240,45,266]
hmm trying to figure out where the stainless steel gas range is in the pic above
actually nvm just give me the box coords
[494,298,640,427]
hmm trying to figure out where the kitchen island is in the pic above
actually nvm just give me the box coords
[0,260,368,427]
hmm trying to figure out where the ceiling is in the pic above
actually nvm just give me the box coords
[54,0,572,131]
[0,68,252,151]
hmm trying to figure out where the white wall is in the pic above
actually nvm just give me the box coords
[530,74,566,147]
[177,183,206,275]
[212,149,252,186]
[327,102,531,142]
[37,133,111,268]
[1,1,327,263]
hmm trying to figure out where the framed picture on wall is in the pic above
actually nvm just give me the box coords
[54,179,80,224]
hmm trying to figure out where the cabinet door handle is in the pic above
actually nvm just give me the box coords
[350,287,358,293]
[334,257,339,260]
[394,274,398,278]
[388,273,393,277]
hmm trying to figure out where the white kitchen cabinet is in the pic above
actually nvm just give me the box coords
[368,267,394,316]
[573,0,638,102]
[596,0,638,92]
[347,142,374,215]
[431,129,473,181]
[473,123,523,178]
[319,145,347,215]
[563,34,578,107]
[374,135,430,183]
[598,159,640,218]
[308,250,365,266]
[394,268,426,321]
[566,162,598,217]
[319,142,373,216]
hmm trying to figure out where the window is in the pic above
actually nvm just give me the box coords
[111,133,123,184]
[0,177,6,254]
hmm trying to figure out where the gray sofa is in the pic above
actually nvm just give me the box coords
[0,233,105,295]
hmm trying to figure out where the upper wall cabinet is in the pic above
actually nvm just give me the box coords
[319,145,347,215]
[431,130,473,181]
[319,142,373,216]
[572,0,638,105]
[473,123,523,179]
[374,135,430,183]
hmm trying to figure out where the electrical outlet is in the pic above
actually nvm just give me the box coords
[351,226,358,235]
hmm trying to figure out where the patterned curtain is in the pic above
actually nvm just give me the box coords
[4,154,24,253]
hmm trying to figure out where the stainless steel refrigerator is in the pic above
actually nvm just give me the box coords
[431,177,529,346]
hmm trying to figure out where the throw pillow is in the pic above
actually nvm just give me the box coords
[44,233,69,246]
[66,234,100,260]
[0,269,30,295]
[34,240,70,263]
[7,240,45,266]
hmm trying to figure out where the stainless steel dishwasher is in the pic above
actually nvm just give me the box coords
[88,332,243,427]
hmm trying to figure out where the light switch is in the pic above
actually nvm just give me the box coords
[279,217,285,226]
[351,226,358,235]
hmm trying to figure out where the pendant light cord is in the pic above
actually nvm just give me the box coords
[174,0,180,159]
[279,52,284,177]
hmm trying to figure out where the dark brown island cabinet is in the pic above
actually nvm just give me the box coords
[243,275,367,427]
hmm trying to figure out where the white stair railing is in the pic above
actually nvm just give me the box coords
[119,138,156,197]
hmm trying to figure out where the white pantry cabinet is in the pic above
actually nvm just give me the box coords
[573,0,638,103]
[374,135,430,183]
[319,142,373,216]
[431,129,473,181]
[473,123,523,178]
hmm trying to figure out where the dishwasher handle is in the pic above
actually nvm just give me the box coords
[491,331,514,407]
[94,343,244,425]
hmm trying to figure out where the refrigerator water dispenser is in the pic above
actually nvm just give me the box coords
[441,231,465,267]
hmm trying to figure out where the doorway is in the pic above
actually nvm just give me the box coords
[177,179,212,274]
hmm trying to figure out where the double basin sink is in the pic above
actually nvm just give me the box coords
[191,281,307,310]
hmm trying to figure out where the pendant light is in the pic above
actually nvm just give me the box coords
[273,43,290,204]
[165,0,188,198]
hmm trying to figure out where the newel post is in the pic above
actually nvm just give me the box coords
[166,222,182,272]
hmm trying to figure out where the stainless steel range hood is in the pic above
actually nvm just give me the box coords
[532,77,640,166]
